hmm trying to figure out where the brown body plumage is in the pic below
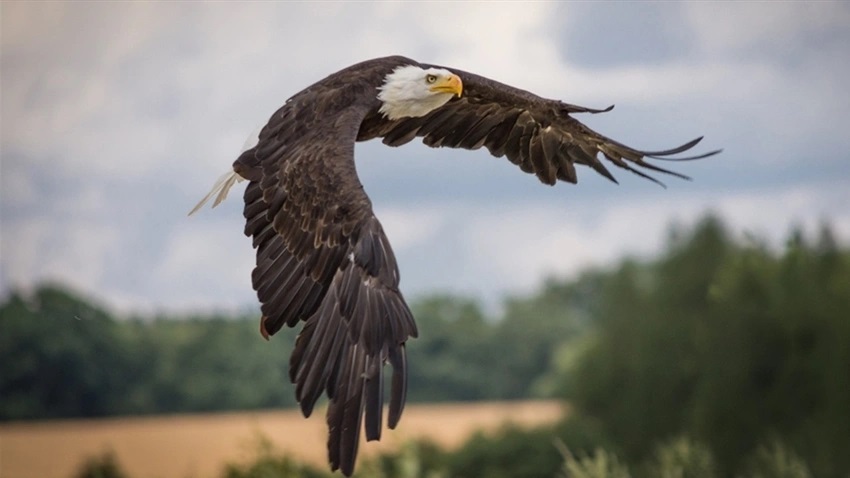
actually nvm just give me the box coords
[198,55,719,476]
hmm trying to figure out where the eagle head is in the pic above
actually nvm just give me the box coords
[377,65,463,120]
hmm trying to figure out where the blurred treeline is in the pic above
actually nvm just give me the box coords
[4,214,850,477]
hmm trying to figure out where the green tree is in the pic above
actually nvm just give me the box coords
[0,285,136,419]
[447,424,564,478]
[406,295,499,401]
[565,216,850,477]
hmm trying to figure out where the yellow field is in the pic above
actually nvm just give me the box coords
[0,400,565,478]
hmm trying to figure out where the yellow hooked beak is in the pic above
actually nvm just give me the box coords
[430,74,463,97]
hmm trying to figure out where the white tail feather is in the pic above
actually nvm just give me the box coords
[188,169,245,216]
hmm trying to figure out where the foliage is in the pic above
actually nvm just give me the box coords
[69,432,823,478]
[407,293,579,401]
[557,445,631,478]
[0,286,298,419]
[0,289,573,419]
[222,434,330,478]
[645,437,717,478]
[73,449,129,478]
[0,286,137,419]
[446,424,565,478]
[565,216,850,477]
[354,440,448,478]
[738,440,812,478]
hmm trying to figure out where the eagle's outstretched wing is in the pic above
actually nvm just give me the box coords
[236,84,417,476]
[358,66,720,187]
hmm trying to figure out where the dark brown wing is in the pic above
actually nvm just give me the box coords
[358,67,720,187]
[236,77,417,476]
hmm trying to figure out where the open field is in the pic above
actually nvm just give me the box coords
[0,400,565,478]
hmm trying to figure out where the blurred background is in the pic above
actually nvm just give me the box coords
[1,2,849,478]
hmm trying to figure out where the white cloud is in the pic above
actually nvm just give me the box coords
[148,219,256,312]
[0,219,52,292]
[375,205,446,253]
[1,218,121,299]
[0,163,37,206]
[385,181,850,305]
[684,3,850,54]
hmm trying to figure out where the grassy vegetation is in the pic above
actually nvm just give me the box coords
[74,431,816,478]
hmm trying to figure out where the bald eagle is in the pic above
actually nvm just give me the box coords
[190,55,719,476]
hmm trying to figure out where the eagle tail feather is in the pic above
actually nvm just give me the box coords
[188,169,245,216]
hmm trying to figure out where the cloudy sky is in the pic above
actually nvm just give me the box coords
[2,2,849,314]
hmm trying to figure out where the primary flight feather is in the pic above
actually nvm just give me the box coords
[190,55,720,476]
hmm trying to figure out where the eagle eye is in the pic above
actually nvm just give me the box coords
[426,74,437,84]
